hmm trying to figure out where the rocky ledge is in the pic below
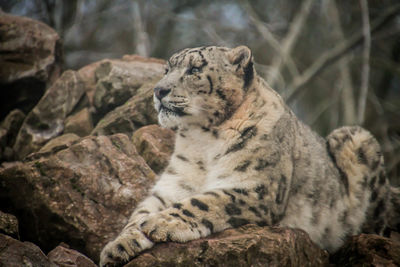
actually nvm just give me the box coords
[0,12,399,267]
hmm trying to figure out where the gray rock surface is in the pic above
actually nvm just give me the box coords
[13,70,85,159]
[37,133,80,155]
[0,13,62,120]
[48,243,97,267]
[332,233,400,266]
[0,109,25,161]
[0,134,156,261]
[0,211,19,239]
[126,225,330,267]
[0,233,55,267]
[92,82,158,137]
[93,56,164,119]
[64,108,93,137]
[132,124,175,174]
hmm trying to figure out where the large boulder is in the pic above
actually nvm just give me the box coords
[0,134,156,261]
[0,109,25,161]
[92,82,158,137]
[0,211,19,239]
[47,244,97,267]
[77,60,104,107]
[13,70,86,159]
[0,234,97,267]
[0,13,62,120]
[0,233,54,267]
[76,55,163,110]
[93,56,164,120]
[126,225,329,267]
[332,233,400,266]
[36,133,81,156]
[64,108,93,137]
[132,124,175,174]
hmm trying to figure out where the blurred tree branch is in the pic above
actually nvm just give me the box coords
[285,3,400,103]
[328,0,357,126]
[240,0,299,81]
[357,0,371,125]
[266,0,315,88]
[132,1,150,57]
[151,1,202,58]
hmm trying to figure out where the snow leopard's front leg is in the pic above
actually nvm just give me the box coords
[100,190,178,267]
[141,181,289,243]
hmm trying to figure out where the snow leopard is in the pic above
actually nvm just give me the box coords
[100,45,399,267]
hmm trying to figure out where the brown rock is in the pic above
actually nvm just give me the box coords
[13,70,86,159]
[48,244,97,267]
[390,231,400,244]
[132,124,175,173]
[0,109,25,161]
[77,60,104,106]
[0,13,62,120]
[0,210,19,239]
[332,233,400,266]
[0,134,156,261]
[93,57,164,119]
[0,233,54,267]
[0,109,25,146]
[64,108,93,137]
[78,55,164,109]
[92,82,158,137]
[126,225,329,267]
[36,133,80,155]
[122,54,165,64]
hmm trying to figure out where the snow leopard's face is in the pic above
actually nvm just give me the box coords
[153,45,254,130]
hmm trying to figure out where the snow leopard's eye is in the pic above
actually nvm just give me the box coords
[188,66,200,75]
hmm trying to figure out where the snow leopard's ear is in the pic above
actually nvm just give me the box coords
[227,46,254,88]
[227,46,252,68]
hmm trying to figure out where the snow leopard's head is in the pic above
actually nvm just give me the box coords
[153,45,255,130]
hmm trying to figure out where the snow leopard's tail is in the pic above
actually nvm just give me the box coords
[326,126,390,235]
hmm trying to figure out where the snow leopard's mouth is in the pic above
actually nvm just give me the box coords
[159,104,188,117]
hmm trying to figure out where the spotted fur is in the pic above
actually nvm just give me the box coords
[100,46,399,267]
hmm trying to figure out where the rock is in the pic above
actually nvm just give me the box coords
[0,109,25,161]
[13,70,86,159]
[0,211,19,239]
[121,54,165,64]
[92,82,158,137]
[77,61,104,107]
[36,133,80,155]
[48,244,97,267]
[0,13,62,120]
[0,109,26,146]
[390,231,400,244]
[332,233,400,266]
[0,134,156,261]
[132,125,175,173]
[64,108,93,137]
[93,56,164,120]
[126,225,329,267]
[0,233,54,267]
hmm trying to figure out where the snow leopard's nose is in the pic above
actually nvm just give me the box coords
[154,87,171,100]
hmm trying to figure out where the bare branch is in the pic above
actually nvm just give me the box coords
[267,0,315,87]
[285,3,400,103]
[309,98,337,127]
[132,1,150,57]
[240,0,299,79]
[326,0,357,126]
[357,0,371,125]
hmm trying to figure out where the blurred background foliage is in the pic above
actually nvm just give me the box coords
[1,0,399,184]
